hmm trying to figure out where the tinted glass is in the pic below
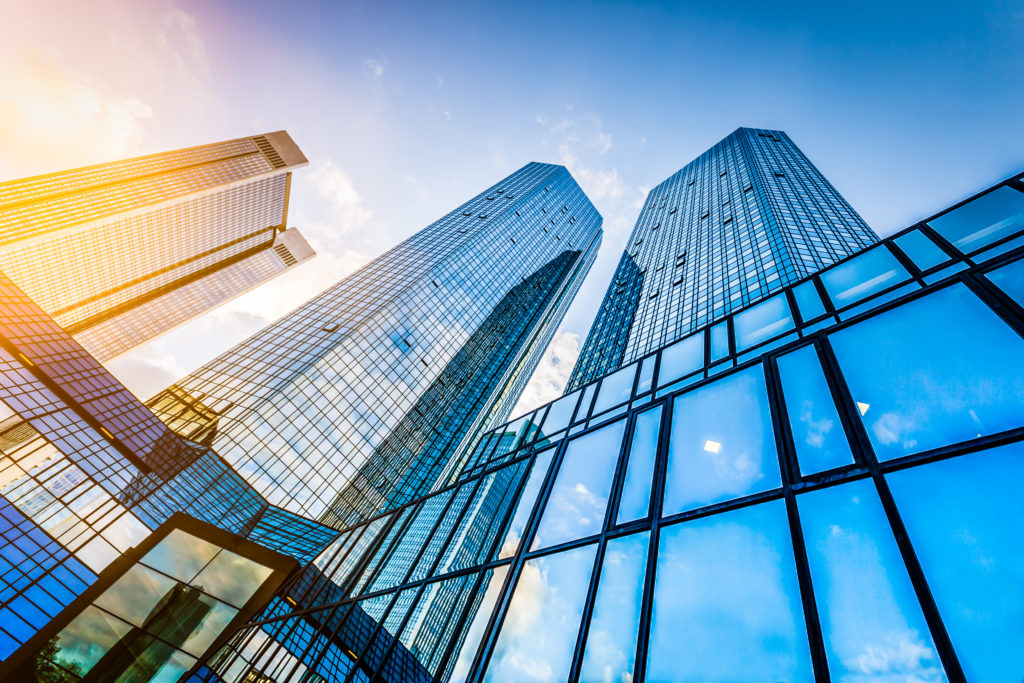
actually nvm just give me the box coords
[799,480,946,682]
[93,564,177,627]
[819,245,910,308]
[663,366,780,515]
[533,419,627,549]
[617,406,661,523]
[579,532,649,683]
[984,256,1024,306]
[894,230,950,271]
[497,448,555,559]
[829,284,1024,461]
[658,331,704,386]
[484,544,597,683]
[710,321,729,361]
[542,391,579,435]
[792,280,827,321]
[448,567,508,683]
[646,501,812,681]
[637,355,656,394]
[142,529,220,583]
[733,293,795,350]
[887,444,1024,682]
[192,549,273,608]
[927,185,1024,252]
[593,364,636,413]
[776,345,854,474]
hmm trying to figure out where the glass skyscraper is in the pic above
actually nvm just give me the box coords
[147,162,602,523]
[568,127,879,390]
[0,131,314,361]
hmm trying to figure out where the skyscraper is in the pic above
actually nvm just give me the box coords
[0,131,314,361]
[568,127,879,389]
[147,162,602,523]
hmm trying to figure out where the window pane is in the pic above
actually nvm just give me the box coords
[658,331,704,386]
[497,448,555,559]
[93,564,177,627]
[448,567,508,683]
[193,549,273,608]
[533,419,627,549]
[792,280,827,321]
[142,529,220,583]
[798,480,946,682]
[733,293,795,350]
[984,256,1024,307]
[617,406,662,524]
[829,284,1024,461]
[646,501,812,682]
[776,345,854,475]
[710,321,729,361]
[541,391,579,435]
[928,185,1024,252]
[887,444,1024,682]
[579,532,649,683]
[894,230,950,271]
[46,605,132,674]
[663,366,780,515]
[637,355,656,395]
[819,245,910,308]
[593,364,636,414]
[484,544,597,683]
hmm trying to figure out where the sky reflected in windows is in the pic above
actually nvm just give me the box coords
[657,331,703,386]
[887,443,1024,682]
[646,501,812,682]
[819,245,910,308]
[792,280,827,321]
[617,406,661,524]
[927,185,1024,253]
[799,480,946,682]
[984,255,1024,307]
[449,567,507,683]
[663,365,780,515]
[498,448,554,559]
[733,292,795,350]
[593,364,636,414]
[829,284,1024,460]
[894,229,949,271]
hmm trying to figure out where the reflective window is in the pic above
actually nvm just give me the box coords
[792,280,827,321]
[799,480,946,682]
[533,419,627,549]
[617,406,662,524]
[657,331,703,386]
[829,284,1024,461]
[484,544,597,683]
[541,391,579,435]
[193,549,273,608]
[894,230,950,271]
[710,321,729,361]
[497,448,555,559]
[663,366,780,515]
[577,382,597,422]
[579,532,649,682]
[985,256,1024,307]
[819,245,911,308]
[637,355,656,395]
[927,185,1024,253]
[776,345,854,474]
[141,529,219,583]
[449,567,508,683]
[887,444,1024,682]
[733,293,795,350]
[593,364,636,414]
[646,501,812,682]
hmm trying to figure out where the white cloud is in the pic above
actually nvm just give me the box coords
[105,349,185,400]
[307,160,374,236]
[511,331,580,417]
[363,57,387,87]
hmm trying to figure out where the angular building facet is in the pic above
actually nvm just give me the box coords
[148,162,602,523]
[568,127,879,389]
[0,131,314,361]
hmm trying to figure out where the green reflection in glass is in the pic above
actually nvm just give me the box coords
[193,549,272,608]
[141,529,220,583]
[46,605,132,674]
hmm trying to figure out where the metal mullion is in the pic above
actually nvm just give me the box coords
[764,355,830,681]
[341,589,402,683]
[429,568,490,683]
[884,237,924,280]
[418,473,488,581]
[565,533,608,683]
[818,337,966,682]
[875,427,1024,477]
[915,222,964,262]
[369,581,432,683]
[962,270,1024,339]
[356,504,422,597]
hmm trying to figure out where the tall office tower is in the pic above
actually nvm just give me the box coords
[0,131,314,361]
[568,127,878,389]
[196,168,1024,683]
[148,162,603,524]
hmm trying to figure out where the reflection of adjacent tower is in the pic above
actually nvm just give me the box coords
[0,131,313,361]
[149,163,603,523]
[322,247,594,527]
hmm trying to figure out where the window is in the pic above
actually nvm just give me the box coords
[593,364,636,414]
[894,229,950,271]
[710,320,730,361]
[927,185,1024,253]
[791,280,826,321]
[819,245,910,308]
[984,256,1024,307]
[657,331,703,386]
[617,406,661,523]
[497,448,555,559]
[733,293,795,350]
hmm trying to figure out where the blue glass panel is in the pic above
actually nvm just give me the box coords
[497,448,555,559]
[921,261,967,286]
[799,480,946,682]
[819,245,910,308]
[663,365,780,515]
[617,406,662,524]
[829,284,1024,461]
[927,185,1024,253]
[577,382,597,422]
[484,544,597,683]
[533,419,627,549]
[637,355,656,395]
[894,230,950,271]
[974,232,1024,261]
[541,390,579,436]
[776,345,854,475]
[792,280,827,321]
[448,567,508,683]
[985,256,1024,306]
[836,281,920,320]
[710,321,729,361]
[593,364,636,414]
[579,531,649,683]
[646,501,812,682]
[657,331,704,386]
[733,293,795,350]
[887,444,1024,682]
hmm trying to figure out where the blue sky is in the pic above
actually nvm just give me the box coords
[2,0,1022,408]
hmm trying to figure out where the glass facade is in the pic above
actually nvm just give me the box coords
[0,131,314,361]
[568,127,879,390]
